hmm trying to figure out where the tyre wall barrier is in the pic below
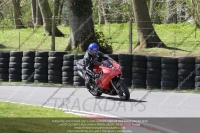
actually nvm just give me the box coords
[119,54,133,87]
[195,57,200,90]
[48,51,67,84]
[34,52,49,83]
[132,55,147,88]
[161,57,178,90]
[22,51,35,82]
[73,54,85,86]
[146,56,161,89]
[62,54,74,85]
[9,51,23,82]
[0,51,199,90]
[178,57,195,90]
[0,52,10,81]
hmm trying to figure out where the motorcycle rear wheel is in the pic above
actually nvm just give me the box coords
[112,80,130,100]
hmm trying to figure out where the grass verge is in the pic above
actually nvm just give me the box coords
[0,101,121,133]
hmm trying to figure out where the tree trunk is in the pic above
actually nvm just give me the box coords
[36,0,43,27]
[98,0,104,24]
[54,0,61,25]
[31,0,36,24]
[0,0,4,18]
[12,0,25,29]
[179,0,186,22]
[37,0,64,37]
[189,0,200,28]
[149,0,154,19]
[132,0,166,49]
[165,0,177,23]
[66,0,96,51]
[101,1,109,24]
[54,0,60,17]
[58,0,64,25]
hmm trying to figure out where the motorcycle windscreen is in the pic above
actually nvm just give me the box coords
[101,60,113,68]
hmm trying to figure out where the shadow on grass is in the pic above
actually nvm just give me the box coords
[0,44,7,48]
[164,46,191,52]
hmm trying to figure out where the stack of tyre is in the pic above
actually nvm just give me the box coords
[118,54,133,87]
[195,57,200,90]
[161,57,178,89]
[73,54,85,86]
[9,51,23,82]
[34,52,49,83]
[146,56,161,89]
[132,55,147,88]
[22,51,35,82]
[62,54,74,85]
[0,52,10,81]
[178,57,195,90]
[48,52,67,84]
[107,54,119,62]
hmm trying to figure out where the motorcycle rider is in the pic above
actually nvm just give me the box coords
[83,42,114,89]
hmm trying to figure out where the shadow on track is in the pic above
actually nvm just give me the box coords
[94,96,147,103]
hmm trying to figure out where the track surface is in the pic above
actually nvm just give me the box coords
[0,85,200,133]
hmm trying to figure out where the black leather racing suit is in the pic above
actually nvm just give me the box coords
[83,50,112,86]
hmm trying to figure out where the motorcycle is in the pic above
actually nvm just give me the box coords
[75,59,130,100]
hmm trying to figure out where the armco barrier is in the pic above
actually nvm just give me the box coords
[0,51,199,90]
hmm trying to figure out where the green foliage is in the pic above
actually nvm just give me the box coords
[71,0,93,17]
[94,30,113,54]
[20,2,32,25]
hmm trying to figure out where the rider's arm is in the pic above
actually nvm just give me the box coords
[98,51,114,61]
[84,54,95,78]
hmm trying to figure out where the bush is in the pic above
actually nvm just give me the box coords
[94,30,113,54]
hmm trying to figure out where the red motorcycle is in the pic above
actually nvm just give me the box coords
[75,59,130,100]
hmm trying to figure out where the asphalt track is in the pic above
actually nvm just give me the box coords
[0,84,200,133]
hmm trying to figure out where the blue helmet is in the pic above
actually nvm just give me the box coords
[88,43,99,56]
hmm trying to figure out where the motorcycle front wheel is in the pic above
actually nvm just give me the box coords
[112,80,130,100]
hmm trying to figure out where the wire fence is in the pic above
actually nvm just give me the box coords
[0,0,200,56]
[0,18,200,57]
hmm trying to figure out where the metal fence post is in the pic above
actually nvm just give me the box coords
[19,32,20,51]
[129,19,132,54]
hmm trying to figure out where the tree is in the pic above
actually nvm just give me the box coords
[99,0,109,24]
[12,0,25,29]
[187,0,200,28]
[132,0,166,49]
[66,0,96,51]
[149,0,163,24]
[0,0,4,19]
[37,0,64,36]
[31,0,42,27]
[31,0,36,24]
[165,0,177,23]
